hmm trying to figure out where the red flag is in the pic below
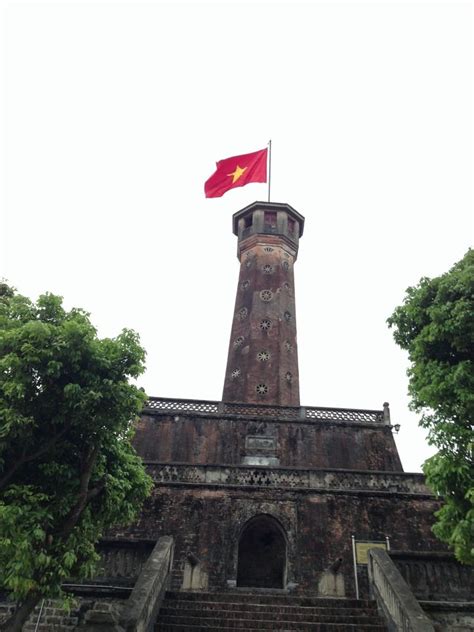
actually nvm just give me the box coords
[205,148,267,198]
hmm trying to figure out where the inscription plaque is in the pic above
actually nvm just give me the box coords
[245,436,276,452]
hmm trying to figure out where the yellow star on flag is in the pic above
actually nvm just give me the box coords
[228,165,247,183]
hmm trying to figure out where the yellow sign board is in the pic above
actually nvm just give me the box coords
[355,541,387,565]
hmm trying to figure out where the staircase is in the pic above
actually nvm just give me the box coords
[155,591,387,631]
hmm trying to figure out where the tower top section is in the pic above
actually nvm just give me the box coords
[232,201,305,260]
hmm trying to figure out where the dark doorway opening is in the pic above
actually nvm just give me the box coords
[236,515,287,588]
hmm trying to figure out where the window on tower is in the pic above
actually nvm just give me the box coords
[264,212,277,229]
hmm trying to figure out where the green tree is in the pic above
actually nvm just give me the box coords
[0,284,152,631]
[387,250,474,564]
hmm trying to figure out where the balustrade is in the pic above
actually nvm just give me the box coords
[144,397,384,424]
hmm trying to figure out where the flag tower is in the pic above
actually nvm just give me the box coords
[222,201,304,406]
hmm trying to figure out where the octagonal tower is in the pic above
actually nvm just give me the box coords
[222,201,305,406]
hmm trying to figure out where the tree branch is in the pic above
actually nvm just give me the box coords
[57,445,101,538]
[0,422,71,492]
[86,479,106,502]
[0,590,40,632]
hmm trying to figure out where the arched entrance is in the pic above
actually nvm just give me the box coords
[236,514,287,588]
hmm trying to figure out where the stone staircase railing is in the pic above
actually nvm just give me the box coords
[389,550,474,602]
[80,536,174,632]
[368,548,435,631]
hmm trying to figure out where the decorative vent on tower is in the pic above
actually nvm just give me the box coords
[256,384,268,395]
[238,307,248,320]
[259,319,272,331]
[257,351,270,362]
[285,340,292,351]
[262,265,274,275]
[286,372,293,383]
[282,261,290,271]
[231,368,241,379]
[260,290,273,302]
[284,311,292,322]
[241,280,250,290]
[233,336,245,348]
[263,246,274,252]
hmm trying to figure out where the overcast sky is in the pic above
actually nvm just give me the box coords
[1,0,472,472]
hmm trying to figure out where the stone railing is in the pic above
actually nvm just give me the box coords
[119,536,174,632]
[96,539,155,583]
[1,539,174,632]
[146,463,432,495]
[144,397,386,425]
[368,548,435,631]
[79,536,174,632]
[390,551,474,602]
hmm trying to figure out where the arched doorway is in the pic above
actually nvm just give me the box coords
[236,514,287,588]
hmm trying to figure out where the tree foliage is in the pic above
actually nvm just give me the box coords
[387,250,474,564]
[0,284,152,630]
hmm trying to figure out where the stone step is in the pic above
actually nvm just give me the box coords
[155,591,387,632]
[164,591,373,608]
[161,600,379,617]
[159,611,384,626]
[157,623,386,632]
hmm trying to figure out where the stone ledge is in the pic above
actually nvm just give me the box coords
[149,481,436,499]
[390,550,457,562]
[420,601,474,610]
[62,584,133,599]
[145,463,433,496]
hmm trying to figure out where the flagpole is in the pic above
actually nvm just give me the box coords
[267,139,272,202]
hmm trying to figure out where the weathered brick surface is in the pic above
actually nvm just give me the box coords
[0,597,124,631]
[121,388,442,601]
[112,482,441,597]
[223,241,301,407]
[0,603,14,624]
[134,414,403,471]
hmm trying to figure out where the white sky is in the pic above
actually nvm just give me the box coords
[1,0,472,473]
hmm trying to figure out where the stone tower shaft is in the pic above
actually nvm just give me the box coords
[222,201,305,406]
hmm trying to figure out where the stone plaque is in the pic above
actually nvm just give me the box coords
[241,456,280,466]
[355,541,387,565]
[245,436,276,452]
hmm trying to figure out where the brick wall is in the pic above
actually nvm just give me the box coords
[134,413,403,471]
